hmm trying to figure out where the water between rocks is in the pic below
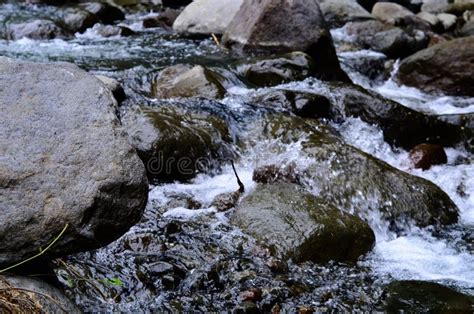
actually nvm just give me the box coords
[1,5,473,312]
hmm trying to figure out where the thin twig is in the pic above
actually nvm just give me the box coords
[0,224,69,273]
[231,161,245,193]
[211,33,221,48]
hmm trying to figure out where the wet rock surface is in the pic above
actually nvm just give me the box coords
[0,0,473,312]
[254,114,459,229]
[121,104,235,182]
[397,37,474,97]
[232,182,376,264]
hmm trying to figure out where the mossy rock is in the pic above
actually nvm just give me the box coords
[122,105,235,182]
[232,182,375,264]
[248,114,459,230]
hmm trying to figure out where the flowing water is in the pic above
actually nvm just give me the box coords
[1,4,473,311]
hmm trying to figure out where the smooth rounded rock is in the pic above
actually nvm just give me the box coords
[173,0,243,35]
[397,37,474,96]
[232,182,376,264]
[0,57,148,268]
[151,64,226,99]
[372,2,414,23]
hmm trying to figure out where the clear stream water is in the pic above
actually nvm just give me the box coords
[1,4,473,311]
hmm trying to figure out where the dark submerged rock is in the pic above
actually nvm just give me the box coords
[384,281,474,313]
[232,182,376,264]
[409,143,448,170]
[397,36,474,97]
[162,0,192,9]
[0,57,148,268]
[324,82,467,150]
[222,0,350,82]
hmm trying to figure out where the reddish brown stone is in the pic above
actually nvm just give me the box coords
[240,288,263,302]
[409,143,448,170]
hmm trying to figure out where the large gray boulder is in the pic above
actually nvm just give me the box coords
[232,183,375,264]
[0,57,148,268]
[173,0,243,35]
[222,0,350,82]
[397,37,474,97]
